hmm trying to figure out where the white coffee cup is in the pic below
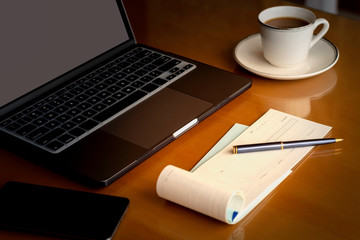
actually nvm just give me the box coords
[258,6,329,68]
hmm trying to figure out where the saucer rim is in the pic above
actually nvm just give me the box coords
[233,33,339,80]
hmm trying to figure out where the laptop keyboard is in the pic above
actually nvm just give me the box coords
[0,47,196,153]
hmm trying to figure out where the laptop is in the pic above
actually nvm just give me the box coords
[0,0,251,186]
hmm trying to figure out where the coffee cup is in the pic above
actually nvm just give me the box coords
[258,6,329,68]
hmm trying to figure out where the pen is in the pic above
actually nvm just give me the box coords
[232,138,343,154]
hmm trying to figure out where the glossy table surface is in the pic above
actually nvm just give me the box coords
[1,0,360,239]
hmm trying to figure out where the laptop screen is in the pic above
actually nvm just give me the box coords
[0,0,130,110]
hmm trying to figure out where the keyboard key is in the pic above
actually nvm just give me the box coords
[46,141,65,151]
[112,92,126,100]
[183,64,194,69]
[140,76,154,82]
[83,109,97,117]
[104,77,118,85]
[76,78,88,84]
[125,75,139,82]
[45,95,56,102]
[143,64,157,71]
[166,74,177,80]
[38,104,53,113]
[79,82,94,89]
[34,100,46,107]
[0,119,12,127]
[122,86,136,94]
[26,127,49,140]
[96,67,107,73]
[135,49,151,58]
[64,100,79,108]
[153,78,168,85]
[109,66,121,73]
[177,69,185,74]
[94,83,108,90]
[77,102,92,110]
[132,62,146,69]
[153,56,171,66]
[45,120,61,128]
[54,105,69,114]
[123,67,136,74]
[99,72,112,78]
[149,53,161,59]
[11,113,24,121]
[43,112,59,120]
[28,110,42,119]
[97,91,111,99]
[170,67,180,73]
[67,108,82,117]
[6,122,21,131]
[17,116,32,125]
[107,85,121,93]
[116,80,130,88]
[142,83,159,93]
[36,128,65,145]
[74,94,89,102]
[58,134,75,144]
[72,115,87,124]
[113,72,127,80]
[117,61,130,68]
[86,73,97,79]
[134,69,148,76]
[69,127,86,137]
[16,124,37,136]
[105,62,116,68]
[85,88,100,95]
[87,96,102,104]
[131,81,145,88]
[158,59,181,71]
[149,70,163,77]
[127,57,139,63]
[57,114,72,123]
[61,121,76,130]
[66,83,77,90]
[80,119,99,130]
[59,93,75,101]
[102,97,117,106]
[33,117,48,126]
[70,87,85,95]
[93,103,107,111]
[22,107,35,115]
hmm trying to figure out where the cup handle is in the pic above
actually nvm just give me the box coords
[310,18,329,49]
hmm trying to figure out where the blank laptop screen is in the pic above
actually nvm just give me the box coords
[0,0,129,108]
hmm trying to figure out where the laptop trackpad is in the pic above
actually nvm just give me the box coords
[101,88,213,149]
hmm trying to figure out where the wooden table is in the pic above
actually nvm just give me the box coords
[1,0,360,239]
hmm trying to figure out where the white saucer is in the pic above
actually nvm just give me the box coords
[234,33,339,80]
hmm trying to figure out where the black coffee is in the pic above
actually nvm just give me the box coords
[265,17,309,28]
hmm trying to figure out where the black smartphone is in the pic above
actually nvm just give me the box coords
[0,181,129,240]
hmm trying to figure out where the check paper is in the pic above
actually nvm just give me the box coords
[157,109,332,224]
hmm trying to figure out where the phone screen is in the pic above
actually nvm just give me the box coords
[0,181,129,240]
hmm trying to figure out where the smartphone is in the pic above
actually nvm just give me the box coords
[0,181,129,240]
